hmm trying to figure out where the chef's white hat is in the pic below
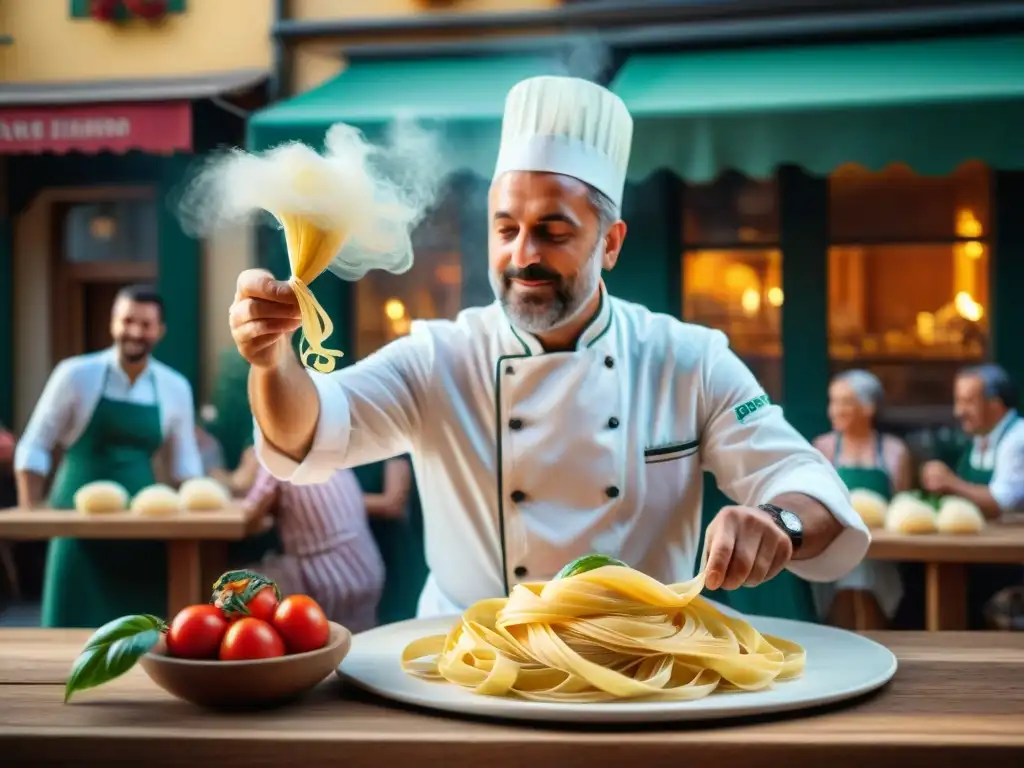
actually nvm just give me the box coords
[493,76,633,210]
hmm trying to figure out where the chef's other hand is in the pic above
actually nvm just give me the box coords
[230,269,302,370]
[921,460,955,494]
[704,505,793,591]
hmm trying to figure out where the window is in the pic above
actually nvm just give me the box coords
[354,186,462,359]
[63,200,158,263]
[682,173,782,401]
[828,162,990,413]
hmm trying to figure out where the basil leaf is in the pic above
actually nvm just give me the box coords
[555,554,629,580]
[65,614,166,703]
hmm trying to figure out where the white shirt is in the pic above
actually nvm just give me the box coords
[969,409,1024,513]
[14,347,203,482]
[256,286,869,618]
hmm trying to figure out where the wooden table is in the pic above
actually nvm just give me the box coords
[0,505,266,614]
[0,629,1022,767]
[866,523,1024,631]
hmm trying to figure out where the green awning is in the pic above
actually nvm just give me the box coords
[611,35,1024,182]
[247,55,562,175]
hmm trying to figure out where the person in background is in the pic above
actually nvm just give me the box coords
[921,363,1024,626]
[217,448,407,631]
[195,404,226,476]
[13,284,203,628]
[921,364,1024,517]
[812,370,913,629]
[0,423,13,467]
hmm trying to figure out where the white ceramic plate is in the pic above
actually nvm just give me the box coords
[338,607,898,724]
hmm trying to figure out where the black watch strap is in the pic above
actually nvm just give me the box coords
[758,503,804,550]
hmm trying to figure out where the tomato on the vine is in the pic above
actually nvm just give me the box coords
[273,595,330,654]
[166,604,228,659]
[218,617,286,661]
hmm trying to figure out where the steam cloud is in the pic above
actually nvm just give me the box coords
[176,119,447,281]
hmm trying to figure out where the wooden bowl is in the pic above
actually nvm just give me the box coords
[139,622,351,709]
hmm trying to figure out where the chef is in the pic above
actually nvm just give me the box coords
[14,284,203,627]
[921,363,1024,626]
[231,76,870,618]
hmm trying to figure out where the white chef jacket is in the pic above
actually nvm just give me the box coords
[14,346,203,482]
[965,409,1024,513]
[256,285,870,618]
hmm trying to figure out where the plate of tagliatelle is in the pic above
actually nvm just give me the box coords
[337,556,898,724]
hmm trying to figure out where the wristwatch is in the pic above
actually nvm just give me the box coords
[758,503,804,551]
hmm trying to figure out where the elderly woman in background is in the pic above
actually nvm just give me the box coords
[812,370,914,629]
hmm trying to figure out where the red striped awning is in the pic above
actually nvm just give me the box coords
[0,101,192,155]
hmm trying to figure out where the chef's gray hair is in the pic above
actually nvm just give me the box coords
[833,369,885,409]
[587,184,620,234]
[959,363,1018,409]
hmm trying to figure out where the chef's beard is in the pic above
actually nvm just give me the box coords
[491,241,603,334]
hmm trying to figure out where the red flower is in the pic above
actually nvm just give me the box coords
[123,0,168,20]
[89,0,120,21]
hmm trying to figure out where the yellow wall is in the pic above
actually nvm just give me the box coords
[291,0,558,20]
[286,0,559,92]
[0,0,272,82]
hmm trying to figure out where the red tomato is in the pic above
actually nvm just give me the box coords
[218,617,286,661]
[166,605,228,660]
[240,585,279,623]
[273,595,330,654]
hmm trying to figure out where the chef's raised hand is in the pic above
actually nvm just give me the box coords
[703,505,793,591]
[229,269,302,369]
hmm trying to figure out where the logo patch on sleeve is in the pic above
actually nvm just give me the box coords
[733,394,771,423]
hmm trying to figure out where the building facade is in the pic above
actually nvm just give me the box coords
[0,0,273,432]
[252,0,1024,623]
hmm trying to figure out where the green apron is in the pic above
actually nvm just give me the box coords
[815,433,903,620]
[356,457,428,625]
[42,366,169,628]
[956,413,1021,628]
[697,474,818,622]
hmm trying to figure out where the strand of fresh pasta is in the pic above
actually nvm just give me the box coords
[401,566,805,703]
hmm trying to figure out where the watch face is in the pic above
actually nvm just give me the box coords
[779,509,803,534]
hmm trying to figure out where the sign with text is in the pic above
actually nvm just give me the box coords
[0,102,191,155]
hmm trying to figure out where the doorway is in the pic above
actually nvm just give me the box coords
[49,190,158,361]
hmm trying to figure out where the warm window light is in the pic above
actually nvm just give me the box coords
[956,209,982,239]
[767,286,784,307]
[740,288,760,316]
[90,215,116,240]
[963,241,984,259]
[384,298,406,321]
[916,311,936,344]
[954,291,984,322]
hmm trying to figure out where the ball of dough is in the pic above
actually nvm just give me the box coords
[885,493,937,534]
[74,481,129,514]
[937,496,985,534]
[179,477,231,511]
[130,484,181,516]
[849,488,889,528]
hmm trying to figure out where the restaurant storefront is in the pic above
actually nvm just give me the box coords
[248,0,1024,624]
[0,79,265,434]
[0,0,271,434]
